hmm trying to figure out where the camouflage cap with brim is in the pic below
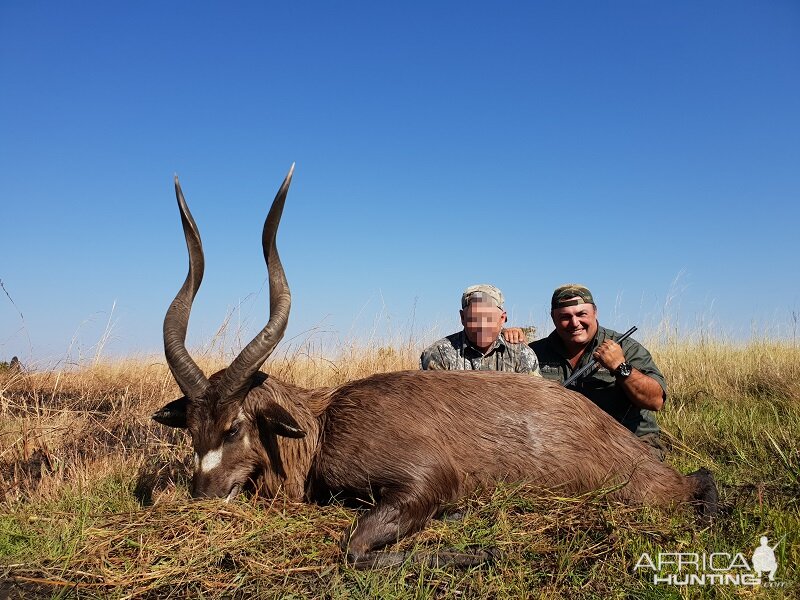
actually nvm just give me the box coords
[461,284,504,309]
[551,284,595,309]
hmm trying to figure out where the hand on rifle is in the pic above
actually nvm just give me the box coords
[592,340,625,373]
[563,326,638,387]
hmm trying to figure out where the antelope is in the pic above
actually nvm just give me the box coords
[153,166,718,567]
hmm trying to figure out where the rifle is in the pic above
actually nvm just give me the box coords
[562,326,638,388]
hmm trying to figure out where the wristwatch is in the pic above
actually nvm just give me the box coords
[615,362,632,378]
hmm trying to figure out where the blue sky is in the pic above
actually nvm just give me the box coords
[1,1,799,364]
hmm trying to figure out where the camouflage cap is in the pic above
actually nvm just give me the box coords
[461,284,504,309]
[551,284,595,309]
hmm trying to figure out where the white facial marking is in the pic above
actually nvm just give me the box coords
[200,446,224,473]
[194,453,200,470]
[242,433,250,448]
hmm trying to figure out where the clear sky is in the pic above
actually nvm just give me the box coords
[2,1,799,365]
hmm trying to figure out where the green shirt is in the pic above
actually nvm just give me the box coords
[530,325,665,436]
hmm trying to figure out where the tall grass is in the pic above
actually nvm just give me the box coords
[1,338,798,598]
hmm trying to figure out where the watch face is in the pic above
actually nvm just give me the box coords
[617,362,632,377]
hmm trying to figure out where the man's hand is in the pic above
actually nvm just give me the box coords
[594,340,666,411]
[592,340,625,373]
[502,328,527,344]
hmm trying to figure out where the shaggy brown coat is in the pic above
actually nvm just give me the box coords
[158,368,717,565]
[154,166,716,567]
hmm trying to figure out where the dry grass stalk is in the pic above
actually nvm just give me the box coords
[1,339,798,598]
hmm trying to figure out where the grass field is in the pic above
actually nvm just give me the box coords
[1,339,798,598]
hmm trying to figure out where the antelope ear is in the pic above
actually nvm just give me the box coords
[152,396,189,428]
[257,402,306,438]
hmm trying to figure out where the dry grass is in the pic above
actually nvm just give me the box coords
[1,339,798,598]
[657,339,800,403]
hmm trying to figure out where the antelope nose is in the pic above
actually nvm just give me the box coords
[191,476,216,499]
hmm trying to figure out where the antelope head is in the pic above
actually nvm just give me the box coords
[152,165,306,500]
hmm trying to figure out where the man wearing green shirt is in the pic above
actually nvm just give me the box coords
[510,284,667,460]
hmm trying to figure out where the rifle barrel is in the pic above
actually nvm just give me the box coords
[562,325,638,388]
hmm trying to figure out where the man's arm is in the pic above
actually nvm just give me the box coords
[592,340,664,411]
[617,368,664,411]
[516,344,542,376]
[420,342,451,370]
[420,350,437,370]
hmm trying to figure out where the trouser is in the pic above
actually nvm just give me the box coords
[638,432,667,462]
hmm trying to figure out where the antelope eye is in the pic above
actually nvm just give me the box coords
[225,425,240,440]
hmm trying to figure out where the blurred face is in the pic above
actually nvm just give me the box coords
[460,300,507,352]
[551,299,598,349]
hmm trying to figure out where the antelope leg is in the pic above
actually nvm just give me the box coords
[341,496,497,569]
[342,497,436,565]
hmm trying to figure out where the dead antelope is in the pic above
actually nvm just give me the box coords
[153,166,718,567]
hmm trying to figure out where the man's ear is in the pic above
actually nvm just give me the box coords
[152,396,189,428]
[459,309,466,327]
[500,310,507,325]
[257,401,306,438]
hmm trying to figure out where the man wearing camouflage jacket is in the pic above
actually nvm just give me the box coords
[420,284,541,374]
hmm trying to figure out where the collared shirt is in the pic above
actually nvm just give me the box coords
[420,330,542,374]
[531,325,666,436]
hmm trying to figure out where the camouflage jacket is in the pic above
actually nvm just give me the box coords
[420,330,542,374]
